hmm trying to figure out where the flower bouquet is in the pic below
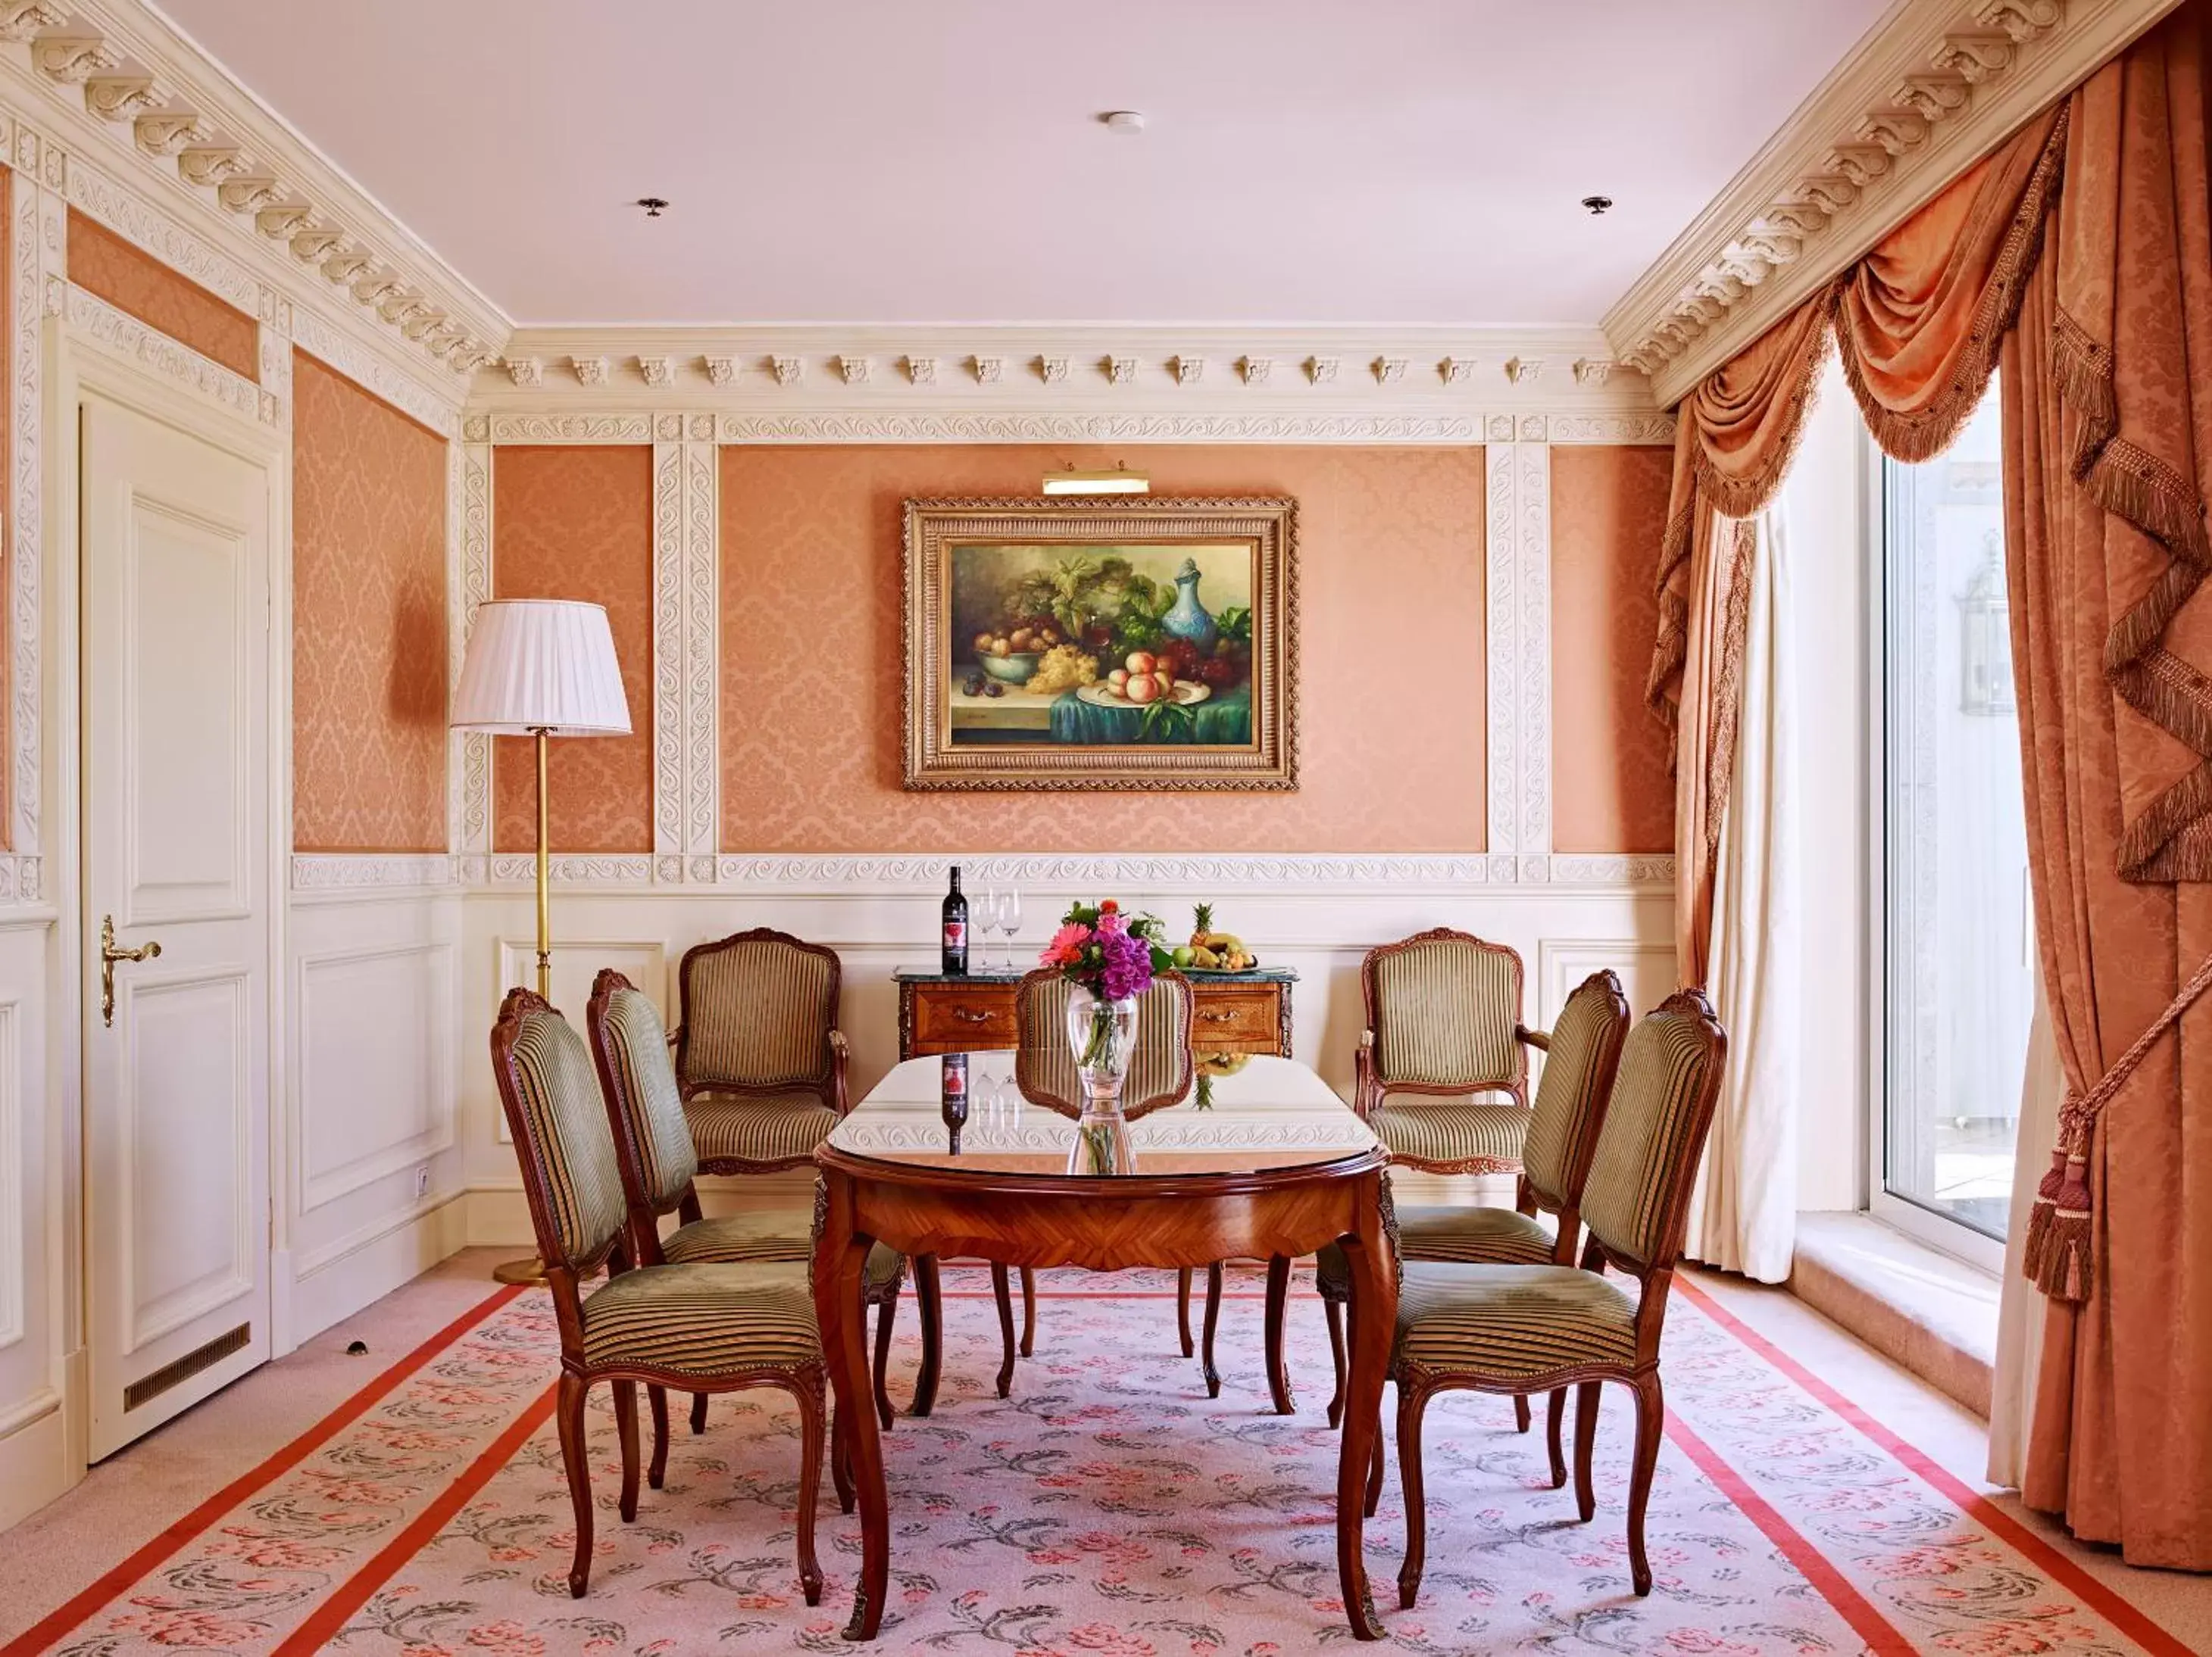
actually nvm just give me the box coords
[1039,899,1174,1174]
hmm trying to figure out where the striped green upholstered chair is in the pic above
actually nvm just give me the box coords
[489,987,833,1605]
[1379,988,1727,1608]
[995,969,1199,1393]
[1307,969,1631,1439]
[1355,928,1539,1177]
[673,928,849,1174]
[586,971,923,1453]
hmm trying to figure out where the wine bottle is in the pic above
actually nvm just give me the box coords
[941,865,969,975]
[941,1053,968,1155]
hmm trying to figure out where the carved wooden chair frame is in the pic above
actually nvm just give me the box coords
[673,926,851,1176]
[1375,987,1727,1607]
[492,987,843,1605]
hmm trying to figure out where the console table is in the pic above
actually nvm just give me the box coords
[894,964,1298,1059]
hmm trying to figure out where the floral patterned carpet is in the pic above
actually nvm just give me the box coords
[11,1268,2194,1657]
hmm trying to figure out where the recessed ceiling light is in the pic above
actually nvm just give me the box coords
[636,196,669,217]
[1100,111,1147,136]
[1581,195,1614,216]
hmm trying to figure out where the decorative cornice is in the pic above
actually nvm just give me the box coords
[1605,0,2179,405]
[7,1,505,375]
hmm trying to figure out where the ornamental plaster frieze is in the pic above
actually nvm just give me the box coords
[1607,0,2180,404]
[0,0,502,382]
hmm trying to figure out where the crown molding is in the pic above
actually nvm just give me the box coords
[1,0,506,381]
[1604,0,2180,407]
[471,326,1661,425]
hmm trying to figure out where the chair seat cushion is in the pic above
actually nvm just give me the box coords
[1368,1101,1531,1170]
[580,1262,820,1379]
[661,1211,903,1295]
[1314,1203,1556,1296]
[1393,1261,1637,1383]
[683,1091,839,1167]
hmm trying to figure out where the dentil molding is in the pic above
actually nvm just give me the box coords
[1605,0,2181,405]
[0,0,503,377]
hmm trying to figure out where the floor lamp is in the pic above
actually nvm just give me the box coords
[451,598,632,1285]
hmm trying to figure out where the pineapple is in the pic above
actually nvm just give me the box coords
[1187,902,1254,971]
[1190,903,1214,947]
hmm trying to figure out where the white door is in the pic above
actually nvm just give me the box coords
[81,392,272,1459]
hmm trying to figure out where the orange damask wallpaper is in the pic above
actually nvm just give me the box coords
[1550,445,1676,854]
[291,351,448,852]
[67,209,258,380]
[719,445,1489,852]
[492,445,655,853]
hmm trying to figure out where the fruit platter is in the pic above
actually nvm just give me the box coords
[1171,903,1259,972]
[1077,651,1211,710]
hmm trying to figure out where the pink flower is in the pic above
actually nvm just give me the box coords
[466,1622,546,1657]
[1040,922,1092,967]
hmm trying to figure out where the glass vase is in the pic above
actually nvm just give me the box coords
[1064,984,1138,1175]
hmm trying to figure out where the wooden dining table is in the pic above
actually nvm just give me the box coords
[811,1053,1400,1642]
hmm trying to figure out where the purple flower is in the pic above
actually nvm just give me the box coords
[1097,926,1154,1000]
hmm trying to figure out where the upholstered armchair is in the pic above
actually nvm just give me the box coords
[1309,969,1630,1437]
[995,969,1198,1392]
[1379,988,1728,1607]
[489,987,837,1603]
[586,969,928,1443]
[1354,928,1541,1176]
[673,928,849,1175]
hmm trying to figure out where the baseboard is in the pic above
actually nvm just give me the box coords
[0,1387,71,1531]
[290,1192,472,1341]
[1789,1212,1998,1419]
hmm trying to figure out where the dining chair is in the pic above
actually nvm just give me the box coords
[1380,988,1728,1607]
[1354,927,1539,1176]
[1306,968,1630,1444]
[673,927,849,1175]
[489,986,836,1604]
[586,968,926,1451]
[998,968,1198,1391]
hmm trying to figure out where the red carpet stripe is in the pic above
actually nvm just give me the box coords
[1678,1278,2198,1657]
[0,1284,522,1657]
[270,1380,561,1657]
[1663,1409,1919,1655]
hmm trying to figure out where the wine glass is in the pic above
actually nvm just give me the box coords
[997,889,1023,970]
[976,885,1001,973]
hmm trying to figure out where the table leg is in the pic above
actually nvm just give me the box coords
[812,1170,886,1640]
[1335,1175,1397,1641]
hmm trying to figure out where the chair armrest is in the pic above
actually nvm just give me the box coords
[1517,1023,1551,1053]
[1353,1030,1378,1118]
[830,1029,851,1115]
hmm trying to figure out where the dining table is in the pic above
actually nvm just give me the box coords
[811,1052,1400,1642]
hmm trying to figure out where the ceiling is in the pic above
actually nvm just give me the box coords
[151,0,1889,330]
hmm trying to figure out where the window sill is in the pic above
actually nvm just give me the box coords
[1789,1211,2000,1419]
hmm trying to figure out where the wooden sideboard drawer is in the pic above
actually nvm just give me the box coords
[1190,983,1286,1054]
[905,983,1017,1053]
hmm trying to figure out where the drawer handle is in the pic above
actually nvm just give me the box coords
[1199,1009,1236,1023]
[953,1007,993,1023]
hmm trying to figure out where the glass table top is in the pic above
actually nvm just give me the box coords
[825,1053,1379,1179]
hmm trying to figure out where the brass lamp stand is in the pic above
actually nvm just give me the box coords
[449,599,633,1290]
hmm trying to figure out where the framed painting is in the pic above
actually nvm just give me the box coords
[902,496,1298,791]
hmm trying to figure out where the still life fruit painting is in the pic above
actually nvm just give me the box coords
[903,497,1297,791]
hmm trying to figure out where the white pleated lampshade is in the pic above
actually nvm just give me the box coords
[450,599,632,736]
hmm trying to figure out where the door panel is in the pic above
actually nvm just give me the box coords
[82,393,271,1459]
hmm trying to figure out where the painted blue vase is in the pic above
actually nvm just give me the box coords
[1160,557,1217,653]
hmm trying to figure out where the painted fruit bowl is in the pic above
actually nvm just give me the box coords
[978,651,1042,685]
[1075,679,1212,709]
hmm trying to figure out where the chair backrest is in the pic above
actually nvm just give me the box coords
[676,928,840,1095]
[586,968,698,1218]
[489,988,630,1275]
[1014,969,1195,1119]
[1364,928,1526,1097]
[1576,988,1729,1274]
[1518,969,1632,1214]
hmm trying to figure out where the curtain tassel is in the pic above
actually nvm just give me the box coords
[2021,1143,2093,1302]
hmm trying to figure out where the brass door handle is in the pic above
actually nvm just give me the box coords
[1199,1009,1236,1022]
[952,1007,992,1024]
[99,914,161,1028]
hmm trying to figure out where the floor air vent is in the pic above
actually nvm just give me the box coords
[125,1322,250,1412]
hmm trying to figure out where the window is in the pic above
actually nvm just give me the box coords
[1877,382,2032,1252]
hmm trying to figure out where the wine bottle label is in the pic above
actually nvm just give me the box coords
[943,921,967,950]
[941,1054,967,1108]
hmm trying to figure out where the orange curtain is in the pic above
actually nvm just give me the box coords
[2002,7,2212,1567]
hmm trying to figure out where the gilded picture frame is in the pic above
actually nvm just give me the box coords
[901,496,1298,791]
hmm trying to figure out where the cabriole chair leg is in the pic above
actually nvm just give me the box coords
[1323,1294,1348,1428]
[1514,1392,1532,1433]
[1573,1378,1603,1523]
[910,1255,943,1417]
[1628,1371,1664,1596]
[689,1391,708,1435]
[1395,1384,1431,1609]
[795,1381,826,1606]
[612,1378,641,1523]
[870,1290,898,1432]
[1201,1262,1224,1397]
[1263,1255,1295,1415]
[556,1370,594,1598]
[1018,1266,1037,1356]
[1545,1387,1568,1489]
[1176,1266,1195,1357]
[645,1384,670,1490]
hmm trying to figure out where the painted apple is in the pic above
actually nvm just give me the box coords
[1125,672,1162,705]
[1108,668,1129,691]
[1125,651,1157,676]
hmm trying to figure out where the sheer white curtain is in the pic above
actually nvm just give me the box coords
[1684,508,1801,1281]
[1988,962,2060,1485]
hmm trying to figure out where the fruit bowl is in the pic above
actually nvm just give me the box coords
[977,651,1042,685]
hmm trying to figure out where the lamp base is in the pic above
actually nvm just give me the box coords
[492,1254,549,1286]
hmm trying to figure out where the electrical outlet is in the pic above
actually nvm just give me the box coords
[414,1164,430,1200]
